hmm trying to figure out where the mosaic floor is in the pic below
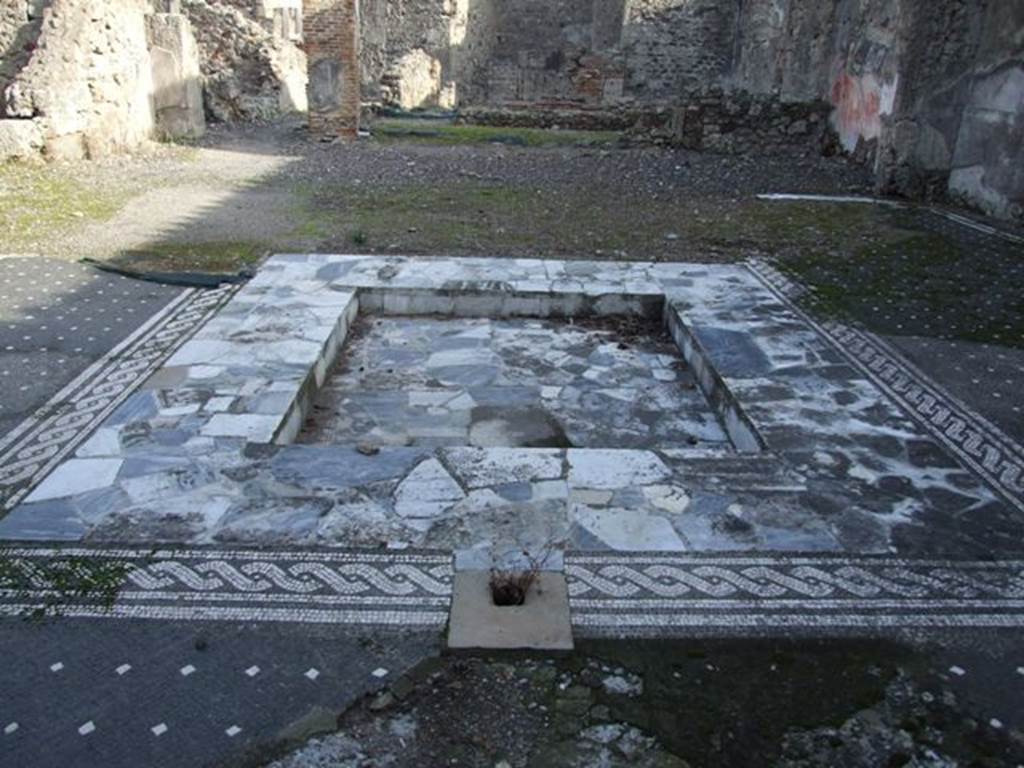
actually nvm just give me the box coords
[298,316,729,450]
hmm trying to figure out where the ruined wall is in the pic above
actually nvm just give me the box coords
[739,0,1020,218]
[0,0,209,159]
[622,0,737,101]
[724,0,1023,219]
[358,0,1022,220]
[359,0,741,109]
[219,0,303,39]
[3,0,156,159]
[926,1,1023,220]
[182,0,307,121]
[147,10,205,139]
[1,1,49,102]
[359,0,495,109]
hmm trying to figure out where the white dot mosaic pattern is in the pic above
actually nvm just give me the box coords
[0,258,180,422]
[0,616,434,768]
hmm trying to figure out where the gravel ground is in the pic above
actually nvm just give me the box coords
[262,636,1024,768]
[2,117,874,271]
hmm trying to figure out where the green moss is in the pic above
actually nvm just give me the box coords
[766,202,1024,347]
[115,241,265,274]
[371,118,622,148]
[0,161,129,249]
[0,550,137,619]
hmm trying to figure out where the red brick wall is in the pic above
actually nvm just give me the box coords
[304,0,360,138]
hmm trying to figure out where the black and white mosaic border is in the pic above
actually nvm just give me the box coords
[567,552,1024,635]
[0,285,237,512]
[4,546,1024,632]
[0,546,452,627]
[747,258,1024,515]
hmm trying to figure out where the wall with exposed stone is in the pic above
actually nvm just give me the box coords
[0,0,306,160]
[359,0,495,109]
[359,0,1023,220]
[3,0,157,159]
[305,0,360,137]
[901,0,1024,221]
[181,0,307,122]
[726,0,1023,220]
[0,0,209,159]
[1,1,48,103]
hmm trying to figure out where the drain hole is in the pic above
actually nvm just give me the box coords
[489,570,538,607]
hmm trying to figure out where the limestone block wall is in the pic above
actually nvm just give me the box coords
[147,11,205,139]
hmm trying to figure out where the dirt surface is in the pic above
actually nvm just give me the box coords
[1,116,872,270]
[258,638,1024,768]
[3,118,1019,343]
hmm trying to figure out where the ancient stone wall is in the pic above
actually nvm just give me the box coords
[147,11,205,139]
[0,0,210,159]
[359,0,495,109]
[3,0,156,159]
[182,0,308,121]
[945,3,1024,221]
[890,0,1024,220]
[358,0,1022,220]
[622,0,737,101]
[1,1,48,103]
[359,0,741,109]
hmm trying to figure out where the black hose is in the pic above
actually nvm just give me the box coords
[80,258,253,288]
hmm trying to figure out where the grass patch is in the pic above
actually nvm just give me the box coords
[0,161,128,249]
[371,118,622,148]
[114,240,265,274]
[288,186,898,262]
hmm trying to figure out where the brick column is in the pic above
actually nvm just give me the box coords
[303,0,360,139]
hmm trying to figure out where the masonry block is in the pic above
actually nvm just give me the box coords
[304,0,360,139]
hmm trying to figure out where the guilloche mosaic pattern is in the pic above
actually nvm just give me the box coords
[3,545,1022,634]
[566,552,1024,636]
[0,546,452,626]
[0,255,1020,568]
